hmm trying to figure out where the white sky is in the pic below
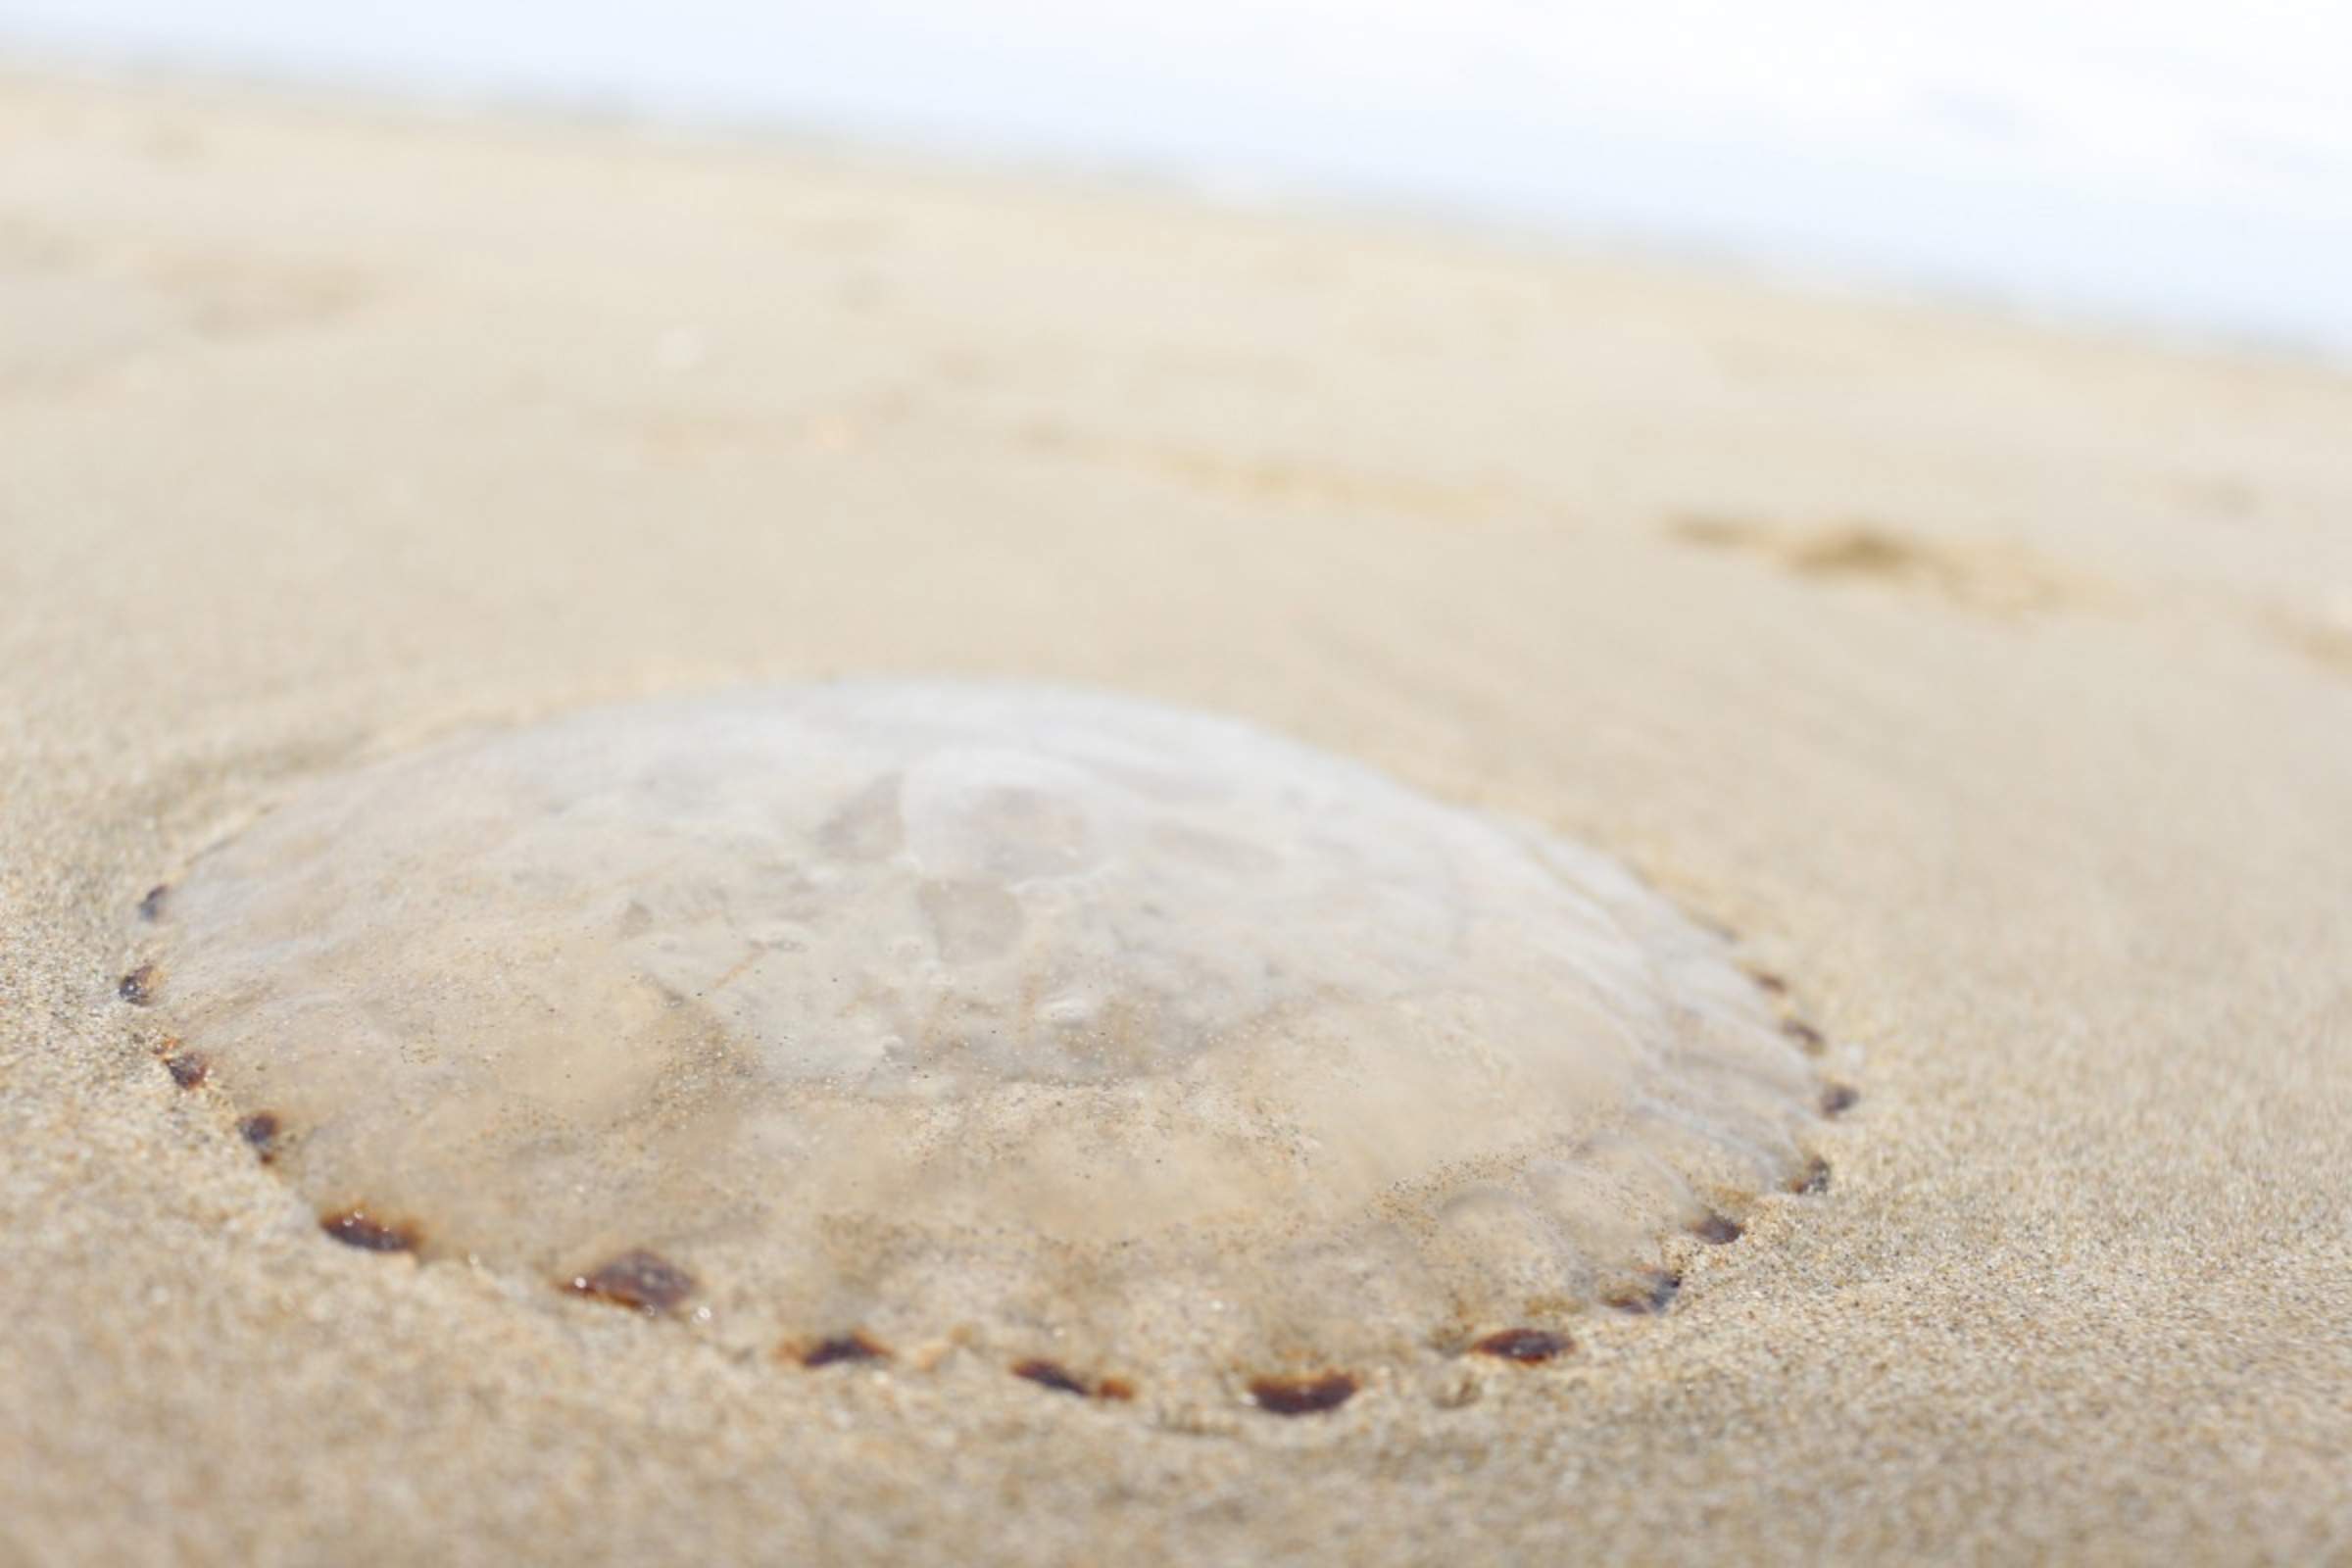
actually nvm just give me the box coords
[6,0,2348,354]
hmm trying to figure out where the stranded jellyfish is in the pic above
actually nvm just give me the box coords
[130,683,1836,1396]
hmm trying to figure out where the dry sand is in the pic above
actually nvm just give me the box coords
[2,67,2349,1567]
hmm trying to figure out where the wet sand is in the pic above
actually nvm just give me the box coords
[2,66,2349,1566]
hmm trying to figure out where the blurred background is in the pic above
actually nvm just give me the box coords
[5,0,2348,361]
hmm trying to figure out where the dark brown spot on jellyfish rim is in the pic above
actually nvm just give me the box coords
[320,1207,419,1252]
[118,963,158,1005]
[1690,1212,1744,1246]
[1008,1359,1136,1399]
[1603,1270,1682,1315]
[1788,1155,1832,1195]
[1747,968,1788,996]
[138,884,171,921]
[1248,1372,1359,1416]
[1820,1083,1860,1117]
[1781,1018,1826,1054]
[801,1332,891,1368]
[1472,1328,1571,1364]
[1011,1358,1092,1397]
[565,1250,696,1314]
[164,1052,208,1089]
[237,1112,282,1162]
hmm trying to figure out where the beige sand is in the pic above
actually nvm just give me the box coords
[2,66,2348,1567]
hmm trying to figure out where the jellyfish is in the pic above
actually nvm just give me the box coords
[128,682,1837,1402]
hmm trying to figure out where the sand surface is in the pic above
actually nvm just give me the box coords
[3,68,2349,1567]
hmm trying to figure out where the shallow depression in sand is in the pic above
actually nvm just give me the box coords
[137,682,1832,1391]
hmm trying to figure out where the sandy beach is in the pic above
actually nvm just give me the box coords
[2,67,2349,1565]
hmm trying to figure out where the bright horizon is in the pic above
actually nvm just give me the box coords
[7,0,2349,358]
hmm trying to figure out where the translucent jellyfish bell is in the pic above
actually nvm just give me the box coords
[133,683,1832,1394]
